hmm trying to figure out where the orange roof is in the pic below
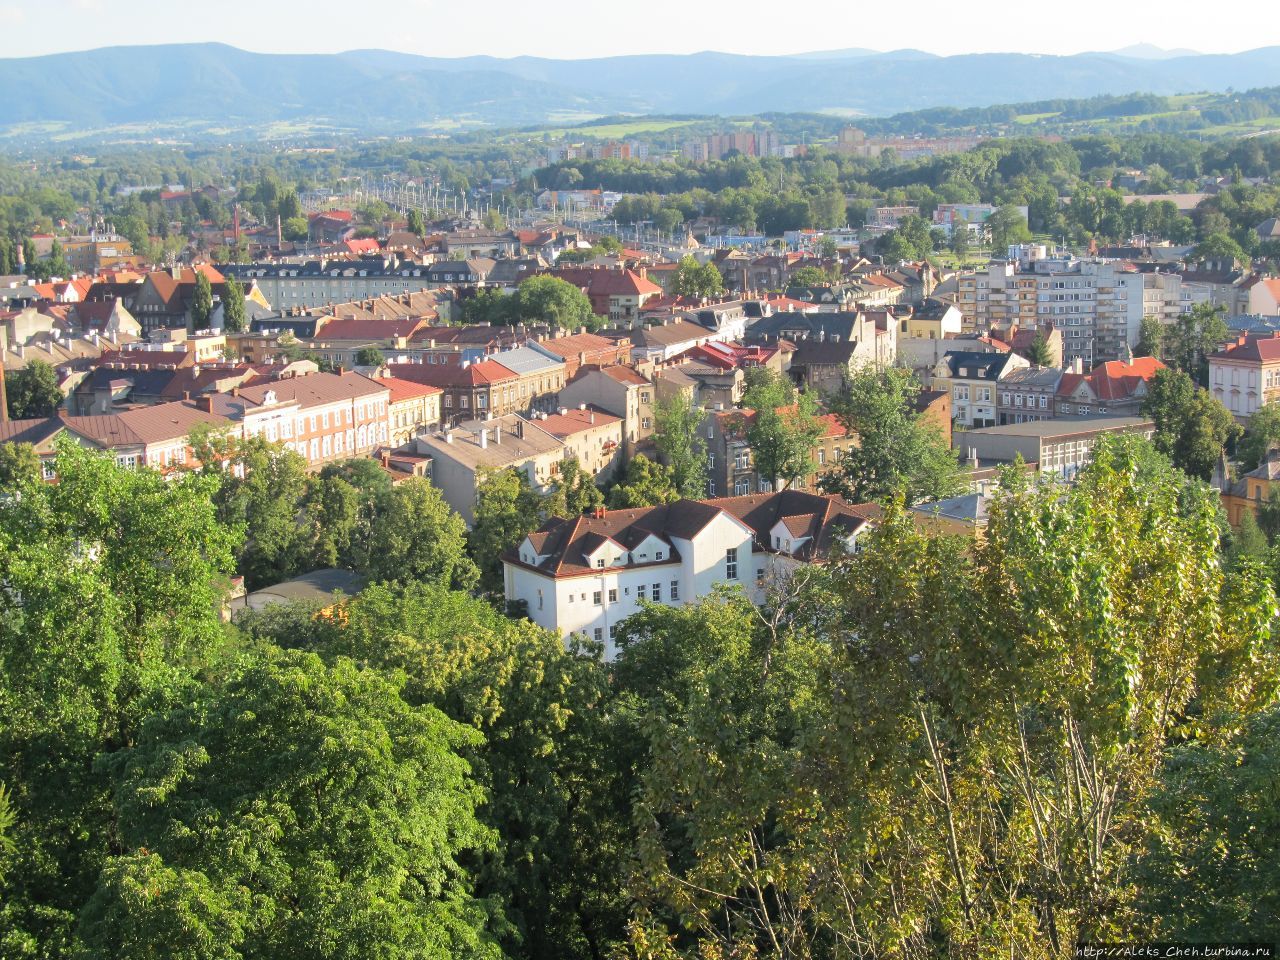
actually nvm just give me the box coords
[537,405,621,439]
[1057,356,1165,400]
[378,376,443,404]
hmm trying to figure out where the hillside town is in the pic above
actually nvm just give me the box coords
[6,17,1280,955]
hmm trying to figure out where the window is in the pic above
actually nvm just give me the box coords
[655,551,663,561]
[817,449,826,465]
[596,558,605,568]
[652,583,661,601]
[608,624,617,640]
[756,567,766,585]
[642,417,652,429]
[636,583,647,601]
[608,588,618,603]
[725,547,738,580]
[593,591,602,606]
[594,627,603,642]
[670,580,679,600]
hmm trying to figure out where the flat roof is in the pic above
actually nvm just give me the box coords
[959,416,1152,440]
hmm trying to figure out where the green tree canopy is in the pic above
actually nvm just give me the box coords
[1237,400,1280,471]
[670,256,725,299]
[80,650,504,960]
[652,391,709,499]
[513,276,599,332]
[1141,367,1240,480]
[607,454,680,508]
[190,271,214,329]
[5,360,63,419]
[220,275,246,333]
[367,477,479,589]
[355,346,385,367]
[821,366,963,505]
[470,467,550,596]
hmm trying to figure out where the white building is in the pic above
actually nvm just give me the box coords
[504,491,875,659]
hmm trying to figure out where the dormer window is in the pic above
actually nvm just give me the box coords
[596,558,605,568]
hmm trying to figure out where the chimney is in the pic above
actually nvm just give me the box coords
[381,451,391,468]
[445,430,454,444]
[479,428,488,449]
[969,447,978,468]
[197,395,214,412]
[578,402,586,411]
[515,418,525,439]
[494,422,502,444]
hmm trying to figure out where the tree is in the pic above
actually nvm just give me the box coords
[1237,401,1280,471]
[1164,303,1229,385]
[1193,231,1247,262]
[652,391,708,499]
[80,650,504,960]
[786,265,831,288]
[470,467,549,595]
[671,256,724,299]
[213,435,313,588]
[1136,313,1164,359]
[1141,367,1240,480]
[406,207,426,236]
[459,288,515,326]
[0,439,239,952]
[367,477,479,590]
[1025,331,1054,366]
[821,366,964,505]
[986,203,1033,250]
[738,373,824,492]
[1138,703,1280,938]
[1231,507,1271,563]
[220,275,246,333]
[281,216,309,241]
[300,473,360,570]
[355,346,385,367]
[623,435,1280,956]
[607,454,680,508]
[5,359,63,419]
[189,270,214,330]
[0,441,42,487]
[545,457,604,519]
[313,583,627,960]
[513,276,599,332]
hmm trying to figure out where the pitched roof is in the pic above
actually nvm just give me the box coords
[311,316,427,342]
[536,405,621,439]
[1212,332,1280,363]
[535,332,624,359]
[386,359,518,388]
[63,400,232,448]
[376,376,443,403]
[1057,356,1165,400]
[507,490,874,576]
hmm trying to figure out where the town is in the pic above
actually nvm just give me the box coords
[3,15,1280,959]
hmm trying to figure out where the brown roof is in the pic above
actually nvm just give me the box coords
[536,332,625,359]
[536,405,621,439]
[377,376,443,404]
[231,371,389,410]
[64,400,232,448]
[1210,332,1280,364]
[387,359,517,388]
[508,489,874,576]
[311,316,427,342]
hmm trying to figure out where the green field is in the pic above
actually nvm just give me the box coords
[513,117,699,140]
[1013,112,1061,124]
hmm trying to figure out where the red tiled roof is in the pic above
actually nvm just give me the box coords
[1211,332,1280,363]
[536,332,624,358]
[377,376,443,404]
[1057,356,1165,400]
[313,316,427,342]
[536,405,621,439]
[387,359,518,387]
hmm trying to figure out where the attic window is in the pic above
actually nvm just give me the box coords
[596,558,605,568]
[655,551,663,561]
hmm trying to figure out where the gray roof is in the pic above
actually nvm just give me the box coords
[912,492,988,524]
[492,345,563,376]
[416,414,563,471]
[998,366,1064,389]
[243,568,365,611]
[960,415,1152,439]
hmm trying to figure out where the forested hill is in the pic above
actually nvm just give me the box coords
[3,42,1280,133]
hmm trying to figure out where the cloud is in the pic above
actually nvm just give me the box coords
[0,4,25,24]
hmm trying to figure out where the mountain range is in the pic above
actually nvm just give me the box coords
[2,42,1279,134]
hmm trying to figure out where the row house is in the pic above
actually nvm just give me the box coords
[534,331,631,379]
[1055,356,1164,419]
[533,405,625,483]
[1207,332,1280,423]
[202,370,391,469]
[413,415,568,526]
[995,366,1064,425]
[376,376,443,446]
[388,358,520,425]
[225,258,438,311]
[504,490,875,659]
[51,400,236,472]
[558,364,657,457]
[933,350,1030,428]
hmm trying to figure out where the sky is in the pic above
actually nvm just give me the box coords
[2,0,1279,60]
